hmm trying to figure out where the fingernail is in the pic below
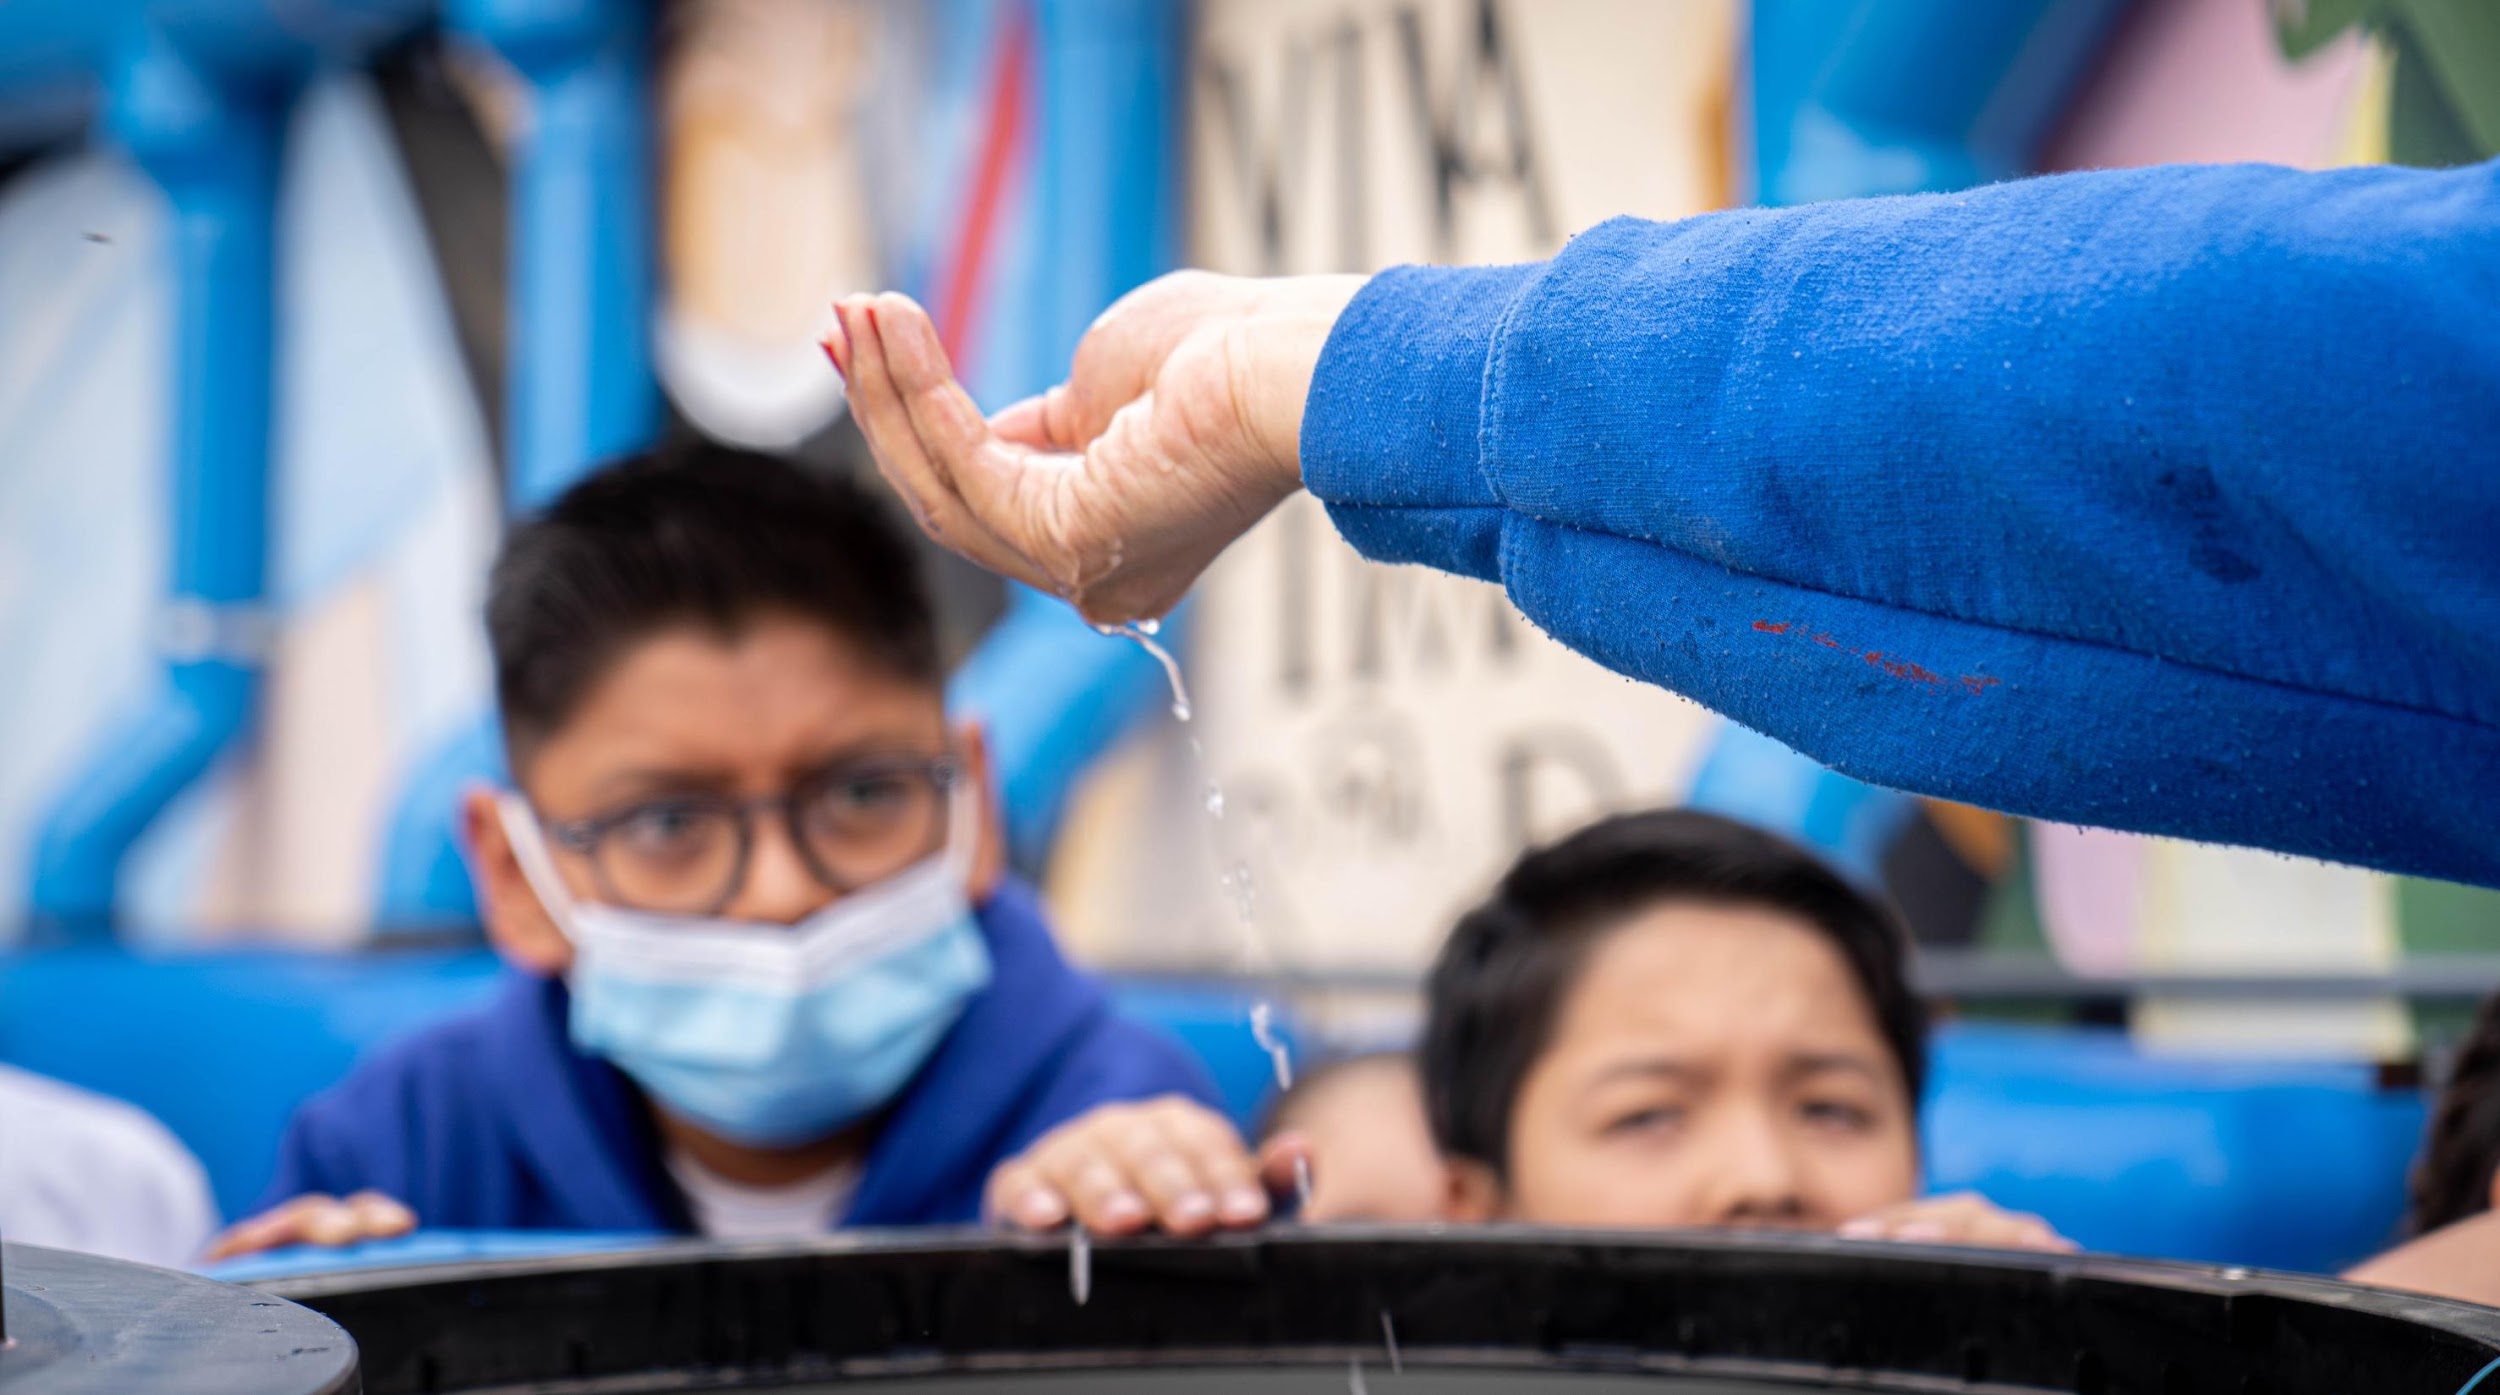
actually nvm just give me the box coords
[1171,1192,1215,1226]
[1016,1191,1066,1228]
[1837,1220,1882,1239]
[1102,1191,1147,1227]
[1220,1186,1269,1223]
[821,336,848,382]
[1896,1222,1947,1243]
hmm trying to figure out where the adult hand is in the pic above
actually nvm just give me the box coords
[1835,1191,2075,1253]
[201,1190,418,1261]
[826,271,1366,625]
[984,1095,1304,1238]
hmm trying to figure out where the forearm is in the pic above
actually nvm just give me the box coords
[1301,159,2500,884]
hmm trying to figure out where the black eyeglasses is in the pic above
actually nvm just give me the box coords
[542,755,960,916]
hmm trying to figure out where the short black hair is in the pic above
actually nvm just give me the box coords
[487,441,941,767]
[1420,808,1928,1178]
[2408,991,2500,1235]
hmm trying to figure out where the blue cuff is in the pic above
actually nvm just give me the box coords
[1301,262,1539,515]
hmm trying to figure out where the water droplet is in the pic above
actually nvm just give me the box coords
[1112,625,1193,725]
[1069,1225,1091,1305]
[1134,616,1160,637]
[1249,1006,1313,1209]
[1222,862,1256,926]
[1250,1001,1294,1091]
[1204,784,1226,818]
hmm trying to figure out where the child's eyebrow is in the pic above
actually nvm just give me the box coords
[1781,1053,1886,1086]
[1585,1056,1706,1088]
[582,766,742,805]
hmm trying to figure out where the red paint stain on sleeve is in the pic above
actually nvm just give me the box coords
[1861,651,1945,687]
[1750,620,1998,696]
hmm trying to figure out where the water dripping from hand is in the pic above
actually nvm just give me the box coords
[1100,622,1191,722]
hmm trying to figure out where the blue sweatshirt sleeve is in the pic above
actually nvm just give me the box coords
[1300,158,2500,888]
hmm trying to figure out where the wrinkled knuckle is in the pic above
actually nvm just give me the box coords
[1074,1161,1126,1199]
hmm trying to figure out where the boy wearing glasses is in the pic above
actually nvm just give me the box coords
[211,444,1268,1257]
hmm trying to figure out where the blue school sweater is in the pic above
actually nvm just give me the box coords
[259,879,1213,1230]
[1301,158,2500,888]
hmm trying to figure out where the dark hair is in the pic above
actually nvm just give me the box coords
[2409,991,2500,1235]
[1420,808,1928,1177]
[487,441,941,766]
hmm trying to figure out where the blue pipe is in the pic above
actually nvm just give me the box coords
[28,25,283,937]
[1020,0,1181,397]
[951,591,1190,870]
[449,0,662,510]
[0,2,429,152]
[1751,0,2132,206]
[370,0,662,928]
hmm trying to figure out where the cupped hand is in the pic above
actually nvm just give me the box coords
[984,1094,1306,1238]
[201,1190,418,1261]
[1836,1191,2076,1252]
[827,271,1366,626]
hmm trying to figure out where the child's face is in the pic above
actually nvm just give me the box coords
[1452,902,1916,1230]
[466,614,996,972]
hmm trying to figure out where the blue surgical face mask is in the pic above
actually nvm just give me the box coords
[499,790,993,1147]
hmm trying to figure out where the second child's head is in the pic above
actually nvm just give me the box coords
[1423,809,1926,1231]
[462,442,1001,976]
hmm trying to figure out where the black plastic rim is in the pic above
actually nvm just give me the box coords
[259,1226,2500,1394]
[0,1242,359,1395]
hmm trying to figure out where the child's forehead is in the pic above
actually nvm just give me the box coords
[587,616,933,711]
[520,616,947,796]
[1554,907,1876,1036]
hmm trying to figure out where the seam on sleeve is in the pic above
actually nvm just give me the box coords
[1475,256,1548,510]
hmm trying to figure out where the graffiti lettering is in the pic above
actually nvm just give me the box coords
[1394,0,1553,260]
[1198,0,1552,274]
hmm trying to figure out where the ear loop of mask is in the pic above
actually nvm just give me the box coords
[932,776,982,885]
[498,794,588,944]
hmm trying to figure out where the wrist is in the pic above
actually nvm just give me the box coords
[1253,274,1370,493]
